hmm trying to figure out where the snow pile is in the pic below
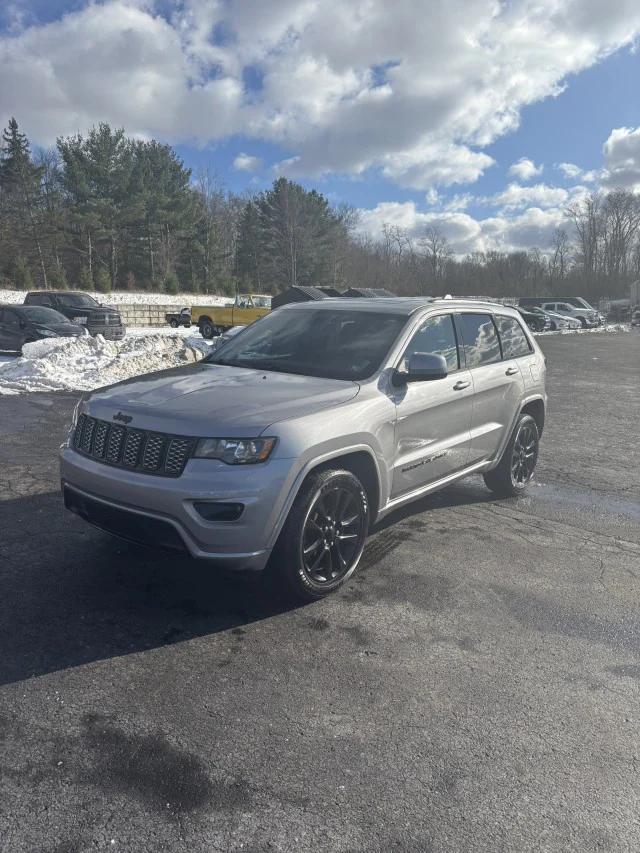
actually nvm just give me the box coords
[0,288,232,306]
[0,332,211,395]
[535,323,631,336]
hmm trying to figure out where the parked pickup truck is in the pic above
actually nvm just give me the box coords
[165,307,191,328]
[191,294,271,338]
[24,291,125,340]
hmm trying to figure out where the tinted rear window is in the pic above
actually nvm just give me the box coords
[495,316,532,358]
[457,314,501,367]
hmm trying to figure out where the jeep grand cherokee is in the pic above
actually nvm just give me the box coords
[60,298,546,601]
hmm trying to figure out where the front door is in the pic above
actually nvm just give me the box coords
[0,309,24,351]
[455,312,525,465]
[391,313,474,498]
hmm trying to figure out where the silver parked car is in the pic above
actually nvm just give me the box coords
[60,298,547,601]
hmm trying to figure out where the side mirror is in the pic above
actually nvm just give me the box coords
[392,352,448,386]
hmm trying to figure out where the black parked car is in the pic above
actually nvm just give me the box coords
[0,305,87,352]
[517,307,548,332]
[23,291,125,340]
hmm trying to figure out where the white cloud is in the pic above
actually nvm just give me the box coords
[490,182,568,210]
[356,200,569,255]
[233,152,262,171]
[508,158,543,181]
[557,162,599,182]
[1,0,639,192]
[601,126,640,190]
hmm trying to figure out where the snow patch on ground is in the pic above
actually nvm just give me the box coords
[534,323,631,336]
[0,288,232,306]
[0,332,212,395]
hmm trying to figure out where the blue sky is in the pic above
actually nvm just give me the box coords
[1,0,639,253]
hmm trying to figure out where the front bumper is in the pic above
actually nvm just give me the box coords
[60,444,298,571]
[88,324,126,340]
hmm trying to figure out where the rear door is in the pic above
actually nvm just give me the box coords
[455,312,525,465]
[391,312,474,497]
[495,313,539,397]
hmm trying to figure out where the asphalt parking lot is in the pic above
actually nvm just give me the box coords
[1,331,639,853]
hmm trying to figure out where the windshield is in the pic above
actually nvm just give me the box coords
[57,293,99,308]
[252,295,271,308]
[19,306,70,324]
[205,308,408,380]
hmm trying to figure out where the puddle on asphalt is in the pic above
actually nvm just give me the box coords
[531,482,640,521]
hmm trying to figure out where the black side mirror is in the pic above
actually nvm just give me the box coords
[393,352,448,386]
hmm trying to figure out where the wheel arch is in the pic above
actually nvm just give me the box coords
[520,397,545,437]
[266,444,384,552]
[310,449,381,519]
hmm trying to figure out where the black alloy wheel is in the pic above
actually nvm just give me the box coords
[511,420,538,487]
[270,469,370,601]
[483,413,539,498]
[301,484,366,585]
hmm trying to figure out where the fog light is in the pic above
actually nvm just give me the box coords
[193,501,244,522]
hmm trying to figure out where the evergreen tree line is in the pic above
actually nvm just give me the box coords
[1,117,638,299]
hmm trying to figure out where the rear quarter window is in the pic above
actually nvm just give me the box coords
[495,316,533,359]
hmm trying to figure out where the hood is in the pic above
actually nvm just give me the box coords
[36,323,84,337]
[84,363,360,437]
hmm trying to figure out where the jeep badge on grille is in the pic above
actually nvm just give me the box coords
[113,412,133,424]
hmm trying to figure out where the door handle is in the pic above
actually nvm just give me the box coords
[505,366,519,376]
[453,379,470,390]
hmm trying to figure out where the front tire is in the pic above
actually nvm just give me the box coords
[269,469,370,602]
[483,414,539,498]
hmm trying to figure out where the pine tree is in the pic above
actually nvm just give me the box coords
[94,267,112,293]
[12,256,34,290]
[163,271,179,295]
[78,266,93,291]
[0,118,48,287]
[48,263,68,289]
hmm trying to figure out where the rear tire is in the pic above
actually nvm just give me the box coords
[269,469,370,602]
[199,319,215,339]
[169,319,179,328]
[483,414,539,498]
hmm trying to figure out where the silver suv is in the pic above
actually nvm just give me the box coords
[60,298,546,601]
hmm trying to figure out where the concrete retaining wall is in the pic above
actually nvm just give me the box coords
[117,303,186,327]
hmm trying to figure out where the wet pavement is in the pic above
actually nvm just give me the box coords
[0,331,639,852]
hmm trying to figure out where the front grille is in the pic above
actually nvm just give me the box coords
[73,414,194,477]
[90,313,121,325]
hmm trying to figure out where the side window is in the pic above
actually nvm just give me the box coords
[402,314,459,372]
[495,316,533,359]
[4,310,20,328]
[457,313,501,368]
[28,293,49,306]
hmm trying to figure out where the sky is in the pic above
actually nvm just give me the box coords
[1,0,639,256]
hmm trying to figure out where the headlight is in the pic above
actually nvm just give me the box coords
[36,328,58,337]
[72,316,87,324]
[194,437,276,464]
